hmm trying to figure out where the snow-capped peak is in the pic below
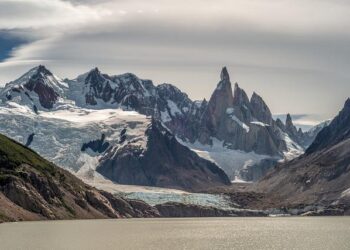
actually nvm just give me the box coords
[0,65,69,110]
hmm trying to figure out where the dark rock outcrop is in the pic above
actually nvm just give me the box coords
[97,120,231,192]
[23,66,60,109]
[25,133,35,147]
[81,134,110,154]
[239,158,279,182]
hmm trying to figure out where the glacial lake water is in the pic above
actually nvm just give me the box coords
[1,217,350,250]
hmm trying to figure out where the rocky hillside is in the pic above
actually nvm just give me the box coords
[0,133,159,222]
[256,99,350,209]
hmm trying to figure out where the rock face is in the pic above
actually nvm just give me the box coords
[198,67,234,144]
[239,158,279,182]
[23,66,60,109]
[257,99,350,209]
[307,99,350,154]
[250,92,273,125]
[0,133,159,222]
[97,119,231,191]
[285,114,300,142]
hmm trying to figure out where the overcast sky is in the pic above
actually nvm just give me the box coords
[0,0,349,128]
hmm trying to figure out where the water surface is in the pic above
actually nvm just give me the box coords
[1,217,349,250]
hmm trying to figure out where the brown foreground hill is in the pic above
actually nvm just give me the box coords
[0,133,159,222]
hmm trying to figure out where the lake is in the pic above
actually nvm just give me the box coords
[1,217,350,249]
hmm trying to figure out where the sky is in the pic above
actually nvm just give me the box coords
[0,0,350,129]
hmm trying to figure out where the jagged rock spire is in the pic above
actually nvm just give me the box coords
[220,66,230,81]
[233,83,250,107]
[215,67,232,93]
[285,113,295,129]
[250,92,273,125]
[275,118,285,131]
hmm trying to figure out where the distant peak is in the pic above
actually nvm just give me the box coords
[215,67,232,92]
[276,118,283,124]
[85,67,104,80]
[233,82,250,107]
[31,65,52,76]
[220,67,230,81]
[344,98,350,108]
[286,113,294,126]
[250,91,265,103]
[251,91,259,98]
[90,67,100,74]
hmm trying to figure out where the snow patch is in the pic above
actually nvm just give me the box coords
[230,114,250,132]
[282,132,304,160]
[250,121,269,127]
[160,111,172,122]
[180,137,270,180]
[226,107,234,114]
[167,100,182,116]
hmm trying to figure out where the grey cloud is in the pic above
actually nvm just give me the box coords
[1,0,350,122]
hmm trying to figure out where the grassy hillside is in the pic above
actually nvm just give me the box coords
[0,134,158,222]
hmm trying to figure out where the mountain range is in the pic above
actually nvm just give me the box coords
[0,65,320,186]
[0,64,349,218]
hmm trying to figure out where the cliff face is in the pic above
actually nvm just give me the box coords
[0,133,159,222]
